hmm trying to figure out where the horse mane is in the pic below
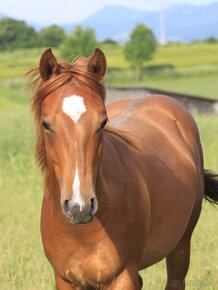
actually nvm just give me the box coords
[27,55,138,173]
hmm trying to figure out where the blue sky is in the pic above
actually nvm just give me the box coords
[1,0,216,25]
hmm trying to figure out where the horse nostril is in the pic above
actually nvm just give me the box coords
[63,199,69,213]
[90,198,95,211]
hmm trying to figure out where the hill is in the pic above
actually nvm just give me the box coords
[79,2,218,43]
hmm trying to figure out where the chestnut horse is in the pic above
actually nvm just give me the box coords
[28,48,218,290]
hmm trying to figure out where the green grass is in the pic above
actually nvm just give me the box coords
[0,106,55,290]
[103,43,218,72]
[141,76,218,100]
[0,48,58,105]
[106,75,218,100]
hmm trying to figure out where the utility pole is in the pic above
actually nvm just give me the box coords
[160,5,166,45]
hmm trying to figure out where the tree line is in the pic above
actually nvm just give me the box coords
[0,17,157,80]
[0,18,65,49]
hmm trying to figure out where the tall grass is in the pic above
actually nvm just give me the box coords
[0,106,55,290]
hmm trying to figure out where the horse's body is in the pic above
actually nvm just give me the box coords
[29,48,218,290]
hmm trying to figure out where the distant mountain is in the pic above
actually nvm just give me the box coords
[82,6,145,41]
[165,2,218,42]
[79,2,218,43]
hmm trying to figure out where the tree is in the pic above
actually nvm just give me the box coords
[60,25,98,59]
[101,39,118,45]
[0,17,38,50]
[124,24,157,80]
[205,36,217,44]
[38,25,66,47]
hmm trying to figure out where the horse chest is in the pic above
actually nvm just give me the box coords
[63,243,122,289]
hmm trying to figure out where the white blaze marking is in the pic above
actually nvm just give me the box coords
[69,142,85,211]
[62,95,86,123]
[71,162,84,211]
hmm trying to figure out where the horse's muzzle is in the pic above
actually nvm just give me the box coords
[61,198,97,224]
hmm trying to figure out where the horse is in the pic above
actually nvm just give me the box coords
[28,48,218,290]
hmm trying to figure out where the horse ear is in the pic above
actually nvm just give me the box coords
[39,48,58,80]
[88,48,107,80]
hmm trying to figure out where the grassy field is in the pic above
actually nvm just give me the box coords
[0,45,218,289]
[102,43,218,99]
[1,43,218,102]
[102,43,218,70]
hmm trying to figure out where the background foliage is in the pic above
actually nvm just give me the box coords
[38,25,66,48]
[0,18,38,50]
[124,24,157,80]
[60,25,98,59]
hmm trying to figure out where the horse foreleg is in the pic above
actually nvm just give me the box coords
[108,268,142,290]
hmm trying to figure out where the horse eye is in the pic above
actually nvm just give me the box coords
[99,118,108,131]
[42,121,51,131]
